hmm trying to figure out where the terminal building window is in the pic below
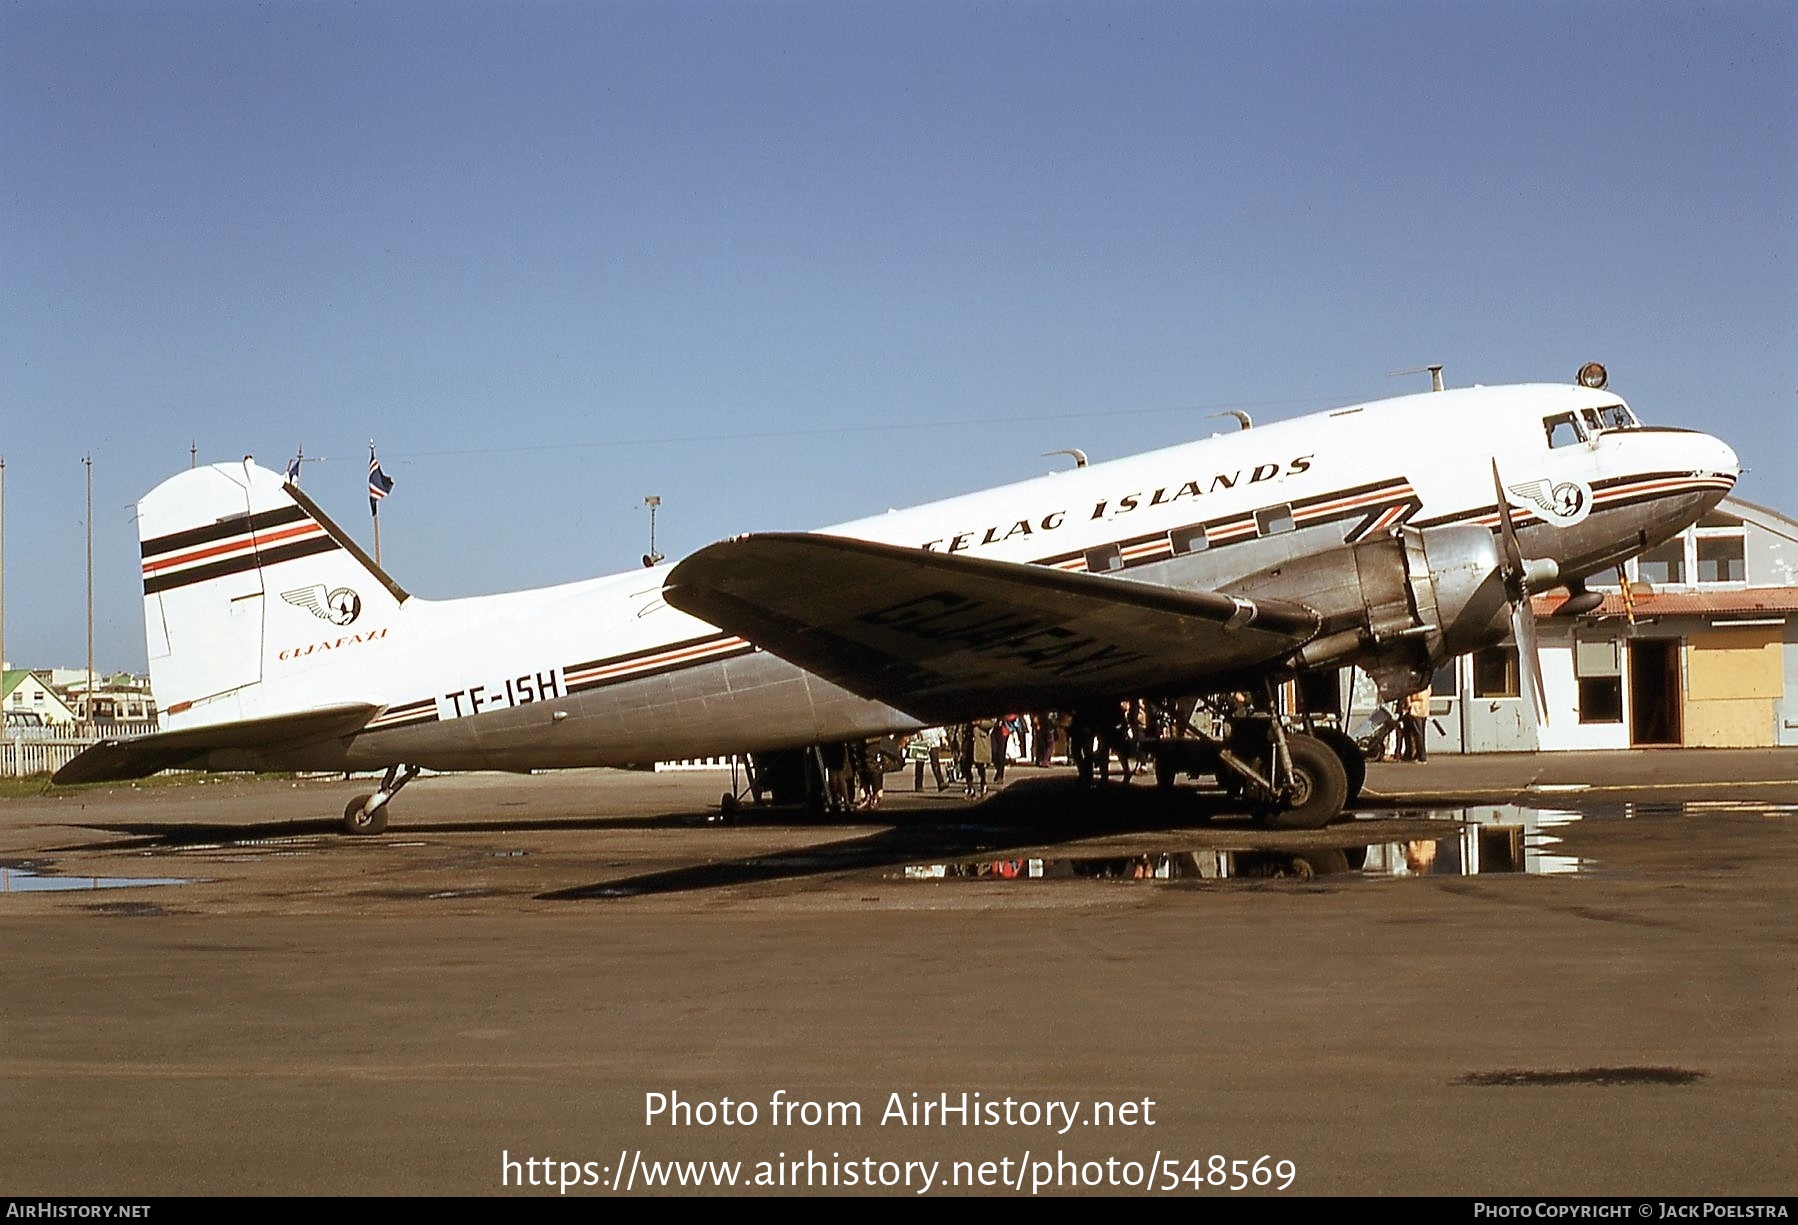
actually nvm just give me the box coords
[1636,540,1685,586]
[1696,536,1745,584]
[1575,639,1624,724]
[1472,646,1520,698]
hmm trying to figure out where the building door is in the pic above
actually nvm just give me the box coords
[1628,638,1683,745]
[1424,657,1464,756]
[1462,645,1538,753]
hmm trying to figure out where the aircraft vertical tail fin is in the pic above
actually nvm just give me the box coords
[138,460,406,729]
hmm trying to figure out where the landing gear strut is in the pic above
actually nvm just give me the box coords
[342,764,419,835]
[1252,730,1349,830]
[1144,689,1355,829]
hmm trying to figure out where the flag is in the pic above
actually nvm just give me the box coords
[285,454,302,485]
[368,451,394,514]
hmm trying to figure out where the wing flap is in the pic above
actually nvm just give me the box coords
[665,534,1319,720]
[51,702,380,785]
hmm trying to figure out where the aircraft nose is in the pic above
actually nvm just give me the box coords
[1694,431,1740,483]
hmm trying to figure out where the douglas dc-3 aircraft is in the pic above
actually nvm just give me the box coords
[55,369,1738,834]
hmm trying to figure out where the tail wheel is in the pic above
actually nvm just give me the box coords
[342,794,388,836]
[1259,733,1349,830]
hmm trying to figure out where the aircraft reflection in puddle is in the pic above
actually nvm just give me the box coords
[1,866,193,893]
[901,803,1587,883]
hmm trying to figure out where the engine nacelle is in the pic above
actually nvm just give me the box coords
[1228,524,1514,700]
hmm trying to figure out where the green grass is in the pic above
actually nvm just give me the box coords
[0,771,298,798]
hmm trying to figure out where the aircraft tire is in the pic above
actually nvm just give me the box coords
[1260,734,1348,831]
[342,794,388,836]
[1310,727,1367,806]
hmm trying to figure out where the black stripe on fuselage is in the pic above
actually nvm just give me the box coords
[1035,475,1416,569]
[564,638,757,694]
[1410,470,1725,530]
[564,632,737,678]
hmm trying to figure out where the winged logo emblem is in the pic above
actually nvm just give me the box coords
[282,585,362,626]
[1506,478,1590,526]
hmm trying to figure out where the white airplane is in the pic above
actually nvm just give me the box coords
[56,368,1738,834]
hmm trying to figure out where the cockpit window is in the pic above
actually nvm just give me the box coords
[1544,412,1586,448]
[1590,403,1637,431]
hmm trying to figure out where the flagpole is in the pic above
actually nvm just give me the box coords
[85,453,94,736]
[370,440,382,568]
[1,455,7,674]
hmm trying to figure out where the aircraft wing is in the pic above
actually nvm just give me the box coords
[664,533,1320,722]
[51,702,381,785]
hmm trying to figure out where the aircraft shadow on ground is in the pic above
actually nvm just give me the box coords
[537,776,1415,900]
[64,809,781,851]
[55,776,1441,897]
[62,775,1232,853]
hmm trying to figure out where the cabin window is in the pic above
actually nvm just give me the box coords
[1084,543,1123,573]
[1543,413,1586,448]
[1169,523,1208,555]
[1255,504,1295,536]
[1472,646,1519,698]
[1696,536,1745,584]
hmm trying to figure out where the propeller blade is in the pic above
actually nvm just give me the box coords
[1491,460,1526,593]
[1492,459,1551,725]
[1512,593,1550,724]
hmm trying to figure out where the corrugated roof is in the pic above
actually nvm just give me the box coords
[1532,587,1798,618]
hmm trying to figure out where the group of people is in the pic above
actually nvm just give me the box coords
[902,704,1159,796]
[824,739,888,811]
[1388,689,1431,762]
[905,716,1026,796]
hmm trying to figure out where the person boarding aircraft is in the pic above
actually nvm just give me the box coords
[55,367,1738,833]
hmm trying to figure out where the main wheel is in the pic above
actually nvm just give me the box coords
[1310,727,1367,806]
[1259,734,1349,830]
[342,794,388,836]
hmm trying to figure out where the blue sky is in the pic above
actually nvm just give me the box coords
[2,0,1792,670]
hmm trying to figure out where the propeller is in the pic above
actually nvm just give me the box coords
[1491,461,1559,724]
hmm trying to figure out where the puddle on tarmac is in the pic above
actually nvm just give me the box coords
[2,865,193,893]
[898,802,1645,883]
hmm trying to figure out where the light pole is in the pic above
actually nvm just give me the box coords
[642,495,664,568]
[85,454,94,735]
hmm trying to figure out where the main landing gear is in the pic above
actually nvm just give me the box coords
[342,763,419,835]
[1145,688,1362,830]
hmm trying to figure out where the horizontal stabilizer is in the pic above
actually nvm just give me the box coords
[52,703,380,785]
[665,533,1318,721]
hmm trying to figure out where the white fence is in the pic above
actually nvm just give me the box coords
[1,739,90,779]
[0,723,158,778]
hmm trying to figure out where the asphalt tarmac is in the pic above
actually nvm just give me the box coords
[2,749,1794,1197]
